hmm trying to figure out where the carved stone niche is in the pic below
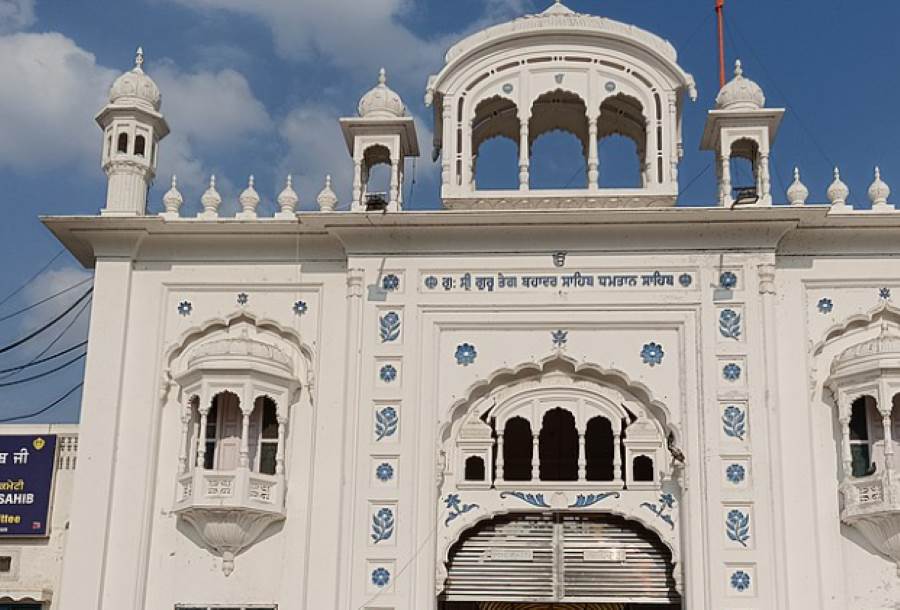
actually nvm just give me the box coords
[827,316,900,574]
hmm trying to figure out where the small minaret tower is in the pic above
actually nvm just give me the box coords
[340,69,419,212]
[701,60,783,206]
[95,48,169,215]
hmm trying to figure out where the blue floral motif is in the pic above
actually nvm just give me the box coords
[730,569,751,592]
[237,292,249,305]
[551,330,568,348]
[817,298,833,314]
[719,271,738,289]
[371,507,395,544]
[455,343,477,366]
[444,494,479,526]
[177,300,193,316]
[499,491,550,508]
[723,362,742,381]
[678,273,692,288]
[375,406,398,441]
[379,311,401,342]
[424,275,439,290]
[726,463,746,484]
[293,300,308,315]
[641,493,676,529]
[726,509,751,547]
[719,309,742,340]
[379,364,398,383]
[641,342,664,366]
[568,492,620,508]
[371,567,391,587]
[382,274,400,291]
[722,405,747,441]
[880,287,892,300]
[375,462,394,482]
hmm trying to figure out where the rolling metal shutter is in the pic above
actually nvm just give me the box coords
[443,513,679,605]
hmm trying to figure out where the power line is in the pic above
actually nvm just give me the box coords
[0,352,85,388]
[0,276,93,324]
[0,341,88,374]
[0,287,92,355]
[0,382,83,423]
[0,248,65,309]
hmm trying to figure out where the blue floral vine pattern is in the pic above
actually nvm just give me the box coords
[641,493,676,529]
[382,274,400,291]
[722,405,747,441]
[371,507,395,544]
[455,343,477,366]
[177,300,192,316]
[817,298,833,314]
[375,406,398,441]
[641,342,664,366]
[551,330,568,348]
[371,567,390,588]
[726,509,750,547]
[719,309,742,340]
[719,271,738,289]
[379,311,401,342]
[568,492,621,508]
[499,490,550,508]
[444,494,479,526]
[730,570,751,592]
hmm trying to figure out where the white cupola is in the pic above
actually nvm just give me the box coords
[339,69,420,212]
[95,48,170,216]
[701,60,783,207]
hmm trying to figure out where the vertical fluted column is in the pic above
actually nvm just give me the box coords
[496,432,505,483]
[518,121,530,191]
[759,152,771,205]
[389,156,400,211]
[275,415,287,475]
[196,406,209,469]
[720,154,732,206]
[352,159,362,208]
[840,415,853,477]
[577,432,587,481]
[177,405,192,474]
[587,118,599,190]
[239,411,251,469]
[531,433,540,480]
[613,431,623,485]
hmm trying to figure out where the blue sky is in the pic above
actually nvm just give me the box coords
[0,0,898,423]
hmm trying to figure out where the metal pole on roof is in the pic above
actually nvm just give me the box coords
[716,0,727,87]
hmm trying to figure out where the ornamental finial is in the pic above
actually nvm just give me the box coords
[378,68,386,86]
[135,46,144,71]
[787,166,809,206]
[734,59,743,78]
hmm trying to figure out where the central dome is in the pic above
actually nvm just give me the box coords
[108,48,161,112]
[715,60,765,110]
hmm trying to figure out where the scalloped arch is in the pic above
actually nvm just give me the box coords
[812,302,900,358]
[440,352,677,444]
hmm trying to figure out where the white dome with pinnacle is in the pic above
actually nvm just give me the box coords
[358,68,406,118]
[109,47,162,112]
[715,60,765,111]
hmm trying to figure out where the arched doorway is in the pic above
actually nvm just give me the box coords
[439,513,680,609]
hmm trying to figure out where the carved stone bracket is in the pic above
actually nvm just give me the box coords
[177,507,284,576]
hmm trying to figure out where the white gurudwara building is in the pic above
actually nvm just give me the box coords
[8,2,900,609]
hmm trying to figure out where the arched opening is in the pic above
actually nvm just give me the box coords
[597,94,648,187]
[729,138,760,203]
[253,396,279,475]
[633,455,655,482]
[585,416,614,481]
[503,417,533,481]
[362,144,392,205]
[539,408,578,481]
[204,391,242,471]
[471,96,519,190]
[134,134,146,157]
[529,90,588,189]
[464,456,486,482]
[116,132,129,154]
[849,395,877,477]
[440,512,681,607]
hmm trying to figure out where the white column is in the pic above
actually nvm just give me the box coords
[518,121,530,191]
[613,431,623,485]
[351,159,362,208]
[587,118,599,190]
[388,156,400,211]
[239,410,251,469]
[577,433,587,481]
[276,415,288,475]
[531,433,540,480]
[196,406,209,469]
[840,415,853,478]
[759,152,772,205]
[496,432,505,483]
[177,405,192,474]
[720,153,732,206]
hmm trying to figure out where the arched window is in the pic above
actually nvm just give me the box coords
[529,90,588,189]
[362,144,392,206]
[464,456,486,481]
[585,416,614,481]
[503,417,532,481]
[632,455,655,482]
[471,96,519,190]
[117,133,129,154]
[597,94,647,187]
[849,396,876,477]
[729,138,760,203]
[598,134,642,187]
[539,407,578,481]
[254,396,279,475]
[134,134,146,157]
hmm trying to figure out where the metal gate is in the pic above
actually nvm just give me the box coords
[442,512,679,605]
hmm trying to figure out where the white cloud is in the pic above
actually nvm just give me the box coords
[0,0,34,33]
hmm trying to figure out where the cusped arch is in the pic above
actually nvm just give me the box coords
[812,302,900,358]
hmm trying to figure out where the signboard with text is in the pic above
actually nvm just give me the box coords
[0,435,57,537]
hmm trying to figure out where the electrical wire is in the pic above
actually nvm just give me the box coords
[0,248,65,309]
[0,287,92,355]
[0,276,92,324]
[0,296,91,381]
[0,341,88,374]
[0,352,85,388]
[0,382,83,423]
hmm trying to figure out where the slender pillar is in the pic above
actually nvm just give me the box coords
[239,411,251,469]
[177,405,192,474]
[759,152,771,205]
[496,432,505,483]
[613,432,623,485]
[352,159,362,208]
[531,433,540,480]
[587,119,599,190]
[720,153,732,206]
[196,407,210,469]
[577,433,587,480]
[840,416,852,478]
[388,156,400,209]
[518,121,530,191]
[276,415,288,475]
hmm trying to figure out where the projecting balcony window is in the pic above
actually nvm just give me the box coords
[199,393,280,476]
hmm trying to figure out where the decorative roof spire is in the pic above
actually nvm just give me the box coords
[276,174,299,215]
[378,67,387,86]
[200,174,222,217]
[868,166,892,210]
[162,174,183,215]
[715,58,765,110]
[787,167,809,206]
[827,167,850,210]
[238,174,260,216]
[134,46,144,72]
[734,58,743,78]
[317,174,338,211]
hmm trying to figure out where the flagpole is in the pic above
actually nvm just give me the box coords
[716,0,726,87]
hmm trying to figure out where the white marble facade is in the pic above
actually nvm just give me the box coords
[16,2,900,609]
